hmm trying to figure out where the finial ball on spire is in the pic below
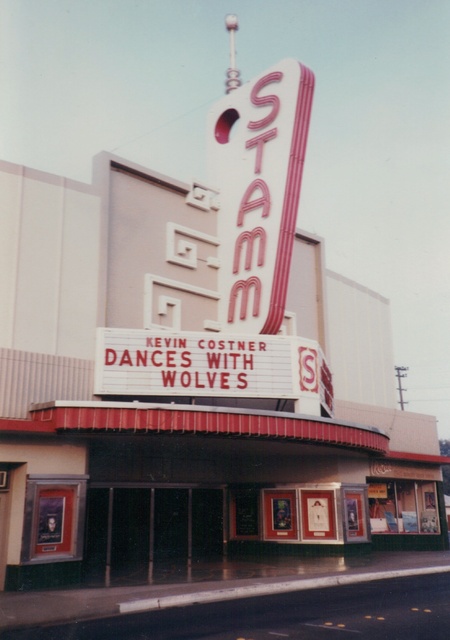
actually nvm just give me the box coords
[224,14,241,93]
[225,14,239,31]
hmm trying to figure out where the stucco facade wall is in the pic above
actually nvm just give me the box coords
[326,270,397,409]
[334,399,440,456]
[105,165,219,331]
[285,231,328,348]
[2,439,87,564]
[0,160,100,361]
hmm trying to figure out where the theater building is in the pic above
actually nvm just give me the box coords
[0,59,448,591]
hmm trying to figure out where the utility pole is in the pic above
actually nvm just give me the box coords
[395,366,409,410]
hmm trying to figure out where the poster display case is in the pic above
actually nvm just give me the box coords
[299,488,338,542]
[229,484,373,545]
[341,485,370,542]
[262,489,299,541]
[21,475,87,564]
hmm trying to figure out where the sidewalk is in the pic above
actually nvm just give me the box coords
[2,551,450,630]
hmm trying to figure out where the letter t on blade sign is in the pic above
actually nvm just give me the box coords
[207,59,314,335]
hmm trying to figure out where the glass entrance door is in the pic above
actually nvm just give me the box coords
[111,488,151,572]
[84,487,224,586]
[153,488,188,560]
[192,488,224,558]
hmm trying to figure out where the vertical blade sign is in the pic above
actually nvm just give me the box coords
[207,59,314,335]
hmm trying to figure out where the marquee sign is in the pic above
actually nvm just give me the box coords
[95,328,329,407]
[207,58,314,334]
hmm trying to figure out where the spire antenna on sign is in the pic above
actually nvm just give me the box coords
[225,14,241,93]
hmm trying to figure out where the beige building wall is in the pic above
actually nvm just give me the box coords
[335,399,440,456]
[1,440,87,568]
[337,456,371,484]
[95,155,328,342]
[326,270,397,409]
[285,231,328,349]
[0,160,100,361]
[94,155,220,333]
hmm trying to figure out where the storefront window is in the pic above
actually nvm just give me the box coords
[368,481,439,535]
[368,481,397,532]
[396,480,418,532]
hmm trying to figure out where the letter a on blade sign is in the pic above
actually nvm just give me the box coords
[207,59,314,335]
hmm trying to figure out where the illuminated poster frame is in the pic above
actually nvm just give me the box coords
[300,489,337,542]
[342,486,369,543]
[21,476,87,564]
[263,489,299,541]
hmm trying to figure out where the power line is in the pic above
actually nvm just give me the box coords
[408,398,450,403]
[406,386,450,391]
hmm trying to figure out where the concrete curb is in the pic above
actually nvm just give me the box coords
[119,565,450,614]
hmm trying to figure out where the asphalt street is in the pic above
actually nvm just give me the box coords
[3,572,450,640]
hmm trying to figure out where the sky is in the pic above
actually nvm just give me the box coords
[1,0,450,438]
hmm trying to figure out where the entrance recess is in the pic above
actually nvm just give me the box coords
[83,486,224,585]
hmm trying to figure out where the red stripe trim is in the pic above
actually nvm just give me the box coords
[0,417,55,433]
[387,450,450,465]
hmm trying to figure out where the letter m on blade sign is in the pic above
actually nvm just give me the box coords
[207,59,315,335]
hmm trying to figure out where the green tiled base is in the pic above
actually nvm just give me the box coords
[5,561,82,591]
[228,540,372,558]
[370,534,449,552]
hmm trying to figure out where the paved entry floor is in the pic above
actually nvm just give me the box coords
[83,552,389,588]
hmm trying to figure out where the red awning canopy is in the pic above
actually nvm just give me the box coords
[3,401,392,455]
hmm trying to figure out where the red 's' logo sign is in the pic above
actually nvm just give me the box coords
[299,346,318,393]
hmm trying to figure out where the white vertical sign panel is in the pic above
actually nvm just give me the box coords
[207,58,314,334]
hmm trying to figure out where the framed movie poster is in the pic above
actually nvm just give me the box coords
[35,488,73,555]
[263,490,298,541]
[300,489,336,541]
[342,487,368,541]
[21,476,87,564]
